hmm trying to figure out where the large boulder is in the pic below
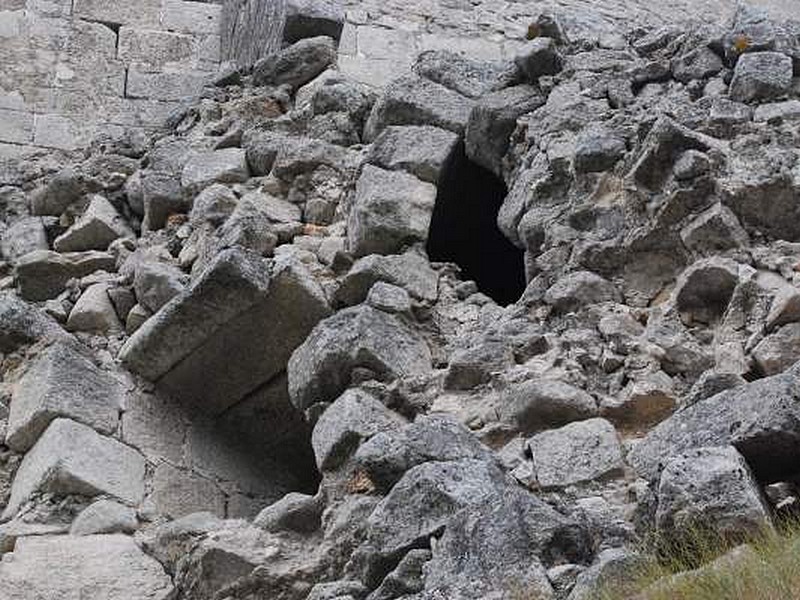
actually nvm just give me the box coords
[655,446,774,543]
[347,165,436,258]
[120,249,331,414]
[413,49,518,99]
[729,51,794,103]
[288,305,432,410]
[629,363,800,482]
[6,340,124,452]
[0,534,174,600]
[499,379,598,435]
[4,418,145,519]
[363,75,475,142]
[181,149,250,196]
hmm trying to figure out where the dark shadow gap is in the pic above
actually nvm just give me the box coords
[426,142,526,306]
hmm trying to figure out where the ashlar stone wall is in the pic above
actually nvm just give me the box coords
[0,0,223,157]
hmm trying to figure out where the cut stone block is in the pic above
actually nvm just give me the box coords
[120,248,331,414]
[6,340,124,452]
[3,419,145,519]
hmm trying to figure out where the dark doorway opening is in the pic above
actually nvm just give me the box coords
[426,143,526,306]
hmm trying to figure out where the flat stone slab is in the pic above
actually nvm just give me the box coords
[0,534,174,600]
[120,248,331,414]
[4,418,145,519]
[15,250,116,301]
[6,340,124,452]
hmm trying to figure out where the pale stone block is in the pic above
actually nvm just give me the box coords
[126,67,209,102]
[72,0,162,27]
[0,108,33,144]
[149,462,226,519]
[118,27,195,67]
[161,0,221,34]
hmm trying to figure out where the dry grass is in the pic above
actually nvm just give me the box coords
[598,519,800,600]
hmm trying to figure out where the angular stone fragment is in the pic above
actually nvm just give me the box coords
[288,305,432,410]
[671,46,724,83]
[253,36,337,89]
[499,379,598,435]
[544,271,620,314]
[629,363,800,482]
[334,251,439,307]
[354,415,492,491]
[284,0,345,43]
[311,389,405,471]
[15,250,116,301]
[0,534,174,600]
[29,168,84,216]
[364,75,475,142]
[413,49,518,99]
[367,125,459,184]
[0,217,48,264]
[347,165,436,258]
[6,340,123,452]
[133,261,189,313]
[752,323,800,376]
[729,51,793,103]
[149,462,226,519]
[680,203,749,254]
[70,499,138,535]
[465,85,544,176]
[515,37,563,81]
[527,418,625,489]
[4,419,145,519]
[656,446,773,542]
[121,248,330,414]
[181,148,250,196]
[574,132,626,174]
[53,195,134,252]
[67,283,124,334]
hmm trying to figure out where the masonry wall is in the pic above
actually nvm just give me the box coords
[0,0,223,157]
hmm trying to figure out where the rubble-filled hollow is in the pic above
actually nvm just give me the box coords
[426,143,526,306]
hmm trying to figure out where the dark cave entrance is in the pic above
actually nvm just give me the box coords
[426,143,526,306]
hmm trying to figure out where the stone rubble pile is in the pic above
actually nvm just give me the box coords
[0,2,799,599]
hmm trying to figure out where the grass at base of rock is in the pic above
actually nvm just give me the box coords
[598,519,800,600]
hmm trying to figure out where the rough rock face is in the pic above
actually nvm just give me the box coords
[1,2,800,599]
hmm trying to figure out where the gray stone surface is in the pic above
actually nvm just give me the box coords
[347,165,436,258]
[6,340,123,452]
[4,418,145,519]
[181,148,250,196]
[70,499,138,535]
[500,379,598,435]
[121,248,331,414]
[367,125,459,184]
[253,36,337,89]
[527,418,625,489]
[133,260,189,313]
[288,304,432,410]
[334,251,439,306]
[0,217,49,264]
[0,534,174,600]
[53,195,134,252]
[729,51,794,103]
[67,283,124,334]
[312,389,405,471]
[655,446,774,542]
[15,250,116,301]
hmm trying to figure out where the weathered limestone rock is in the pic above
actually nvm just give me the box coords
[499,379,598,435]
[367,125,459,184]
[671,46,723,83]
[334,251,439,307]
[629,363,800,481]
[311,389,405,471]
[254,492,324,534]
[253,36,337,89]
[288,304,432,410]
[680,203,749,254]
[284,0,345,44]
[53,195,134,252]
[15,250,116,301]
[4,419,145,519]
[0,291,68,353]
[354,415,493,491]
[367,282,412,313]
[656,446,773,542]
[181,148,250,196]
[544,271,620,313]
[515,37,563,81]
[29,168,84,217]
[729,51,794,103]
[70,499,138,535]
[527,418,625,489]
[6,340,123,452]
[466,85,544,176]
[149,462,226,519]
[0,217,48,264]
[347,165,436,258]
[413,49,518,99]
[752,323,800,376]
[133,261,189,313]
[67,283,124,334]
[120,248,331,414]
[0,534,174,599]
[364,75,475,142]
